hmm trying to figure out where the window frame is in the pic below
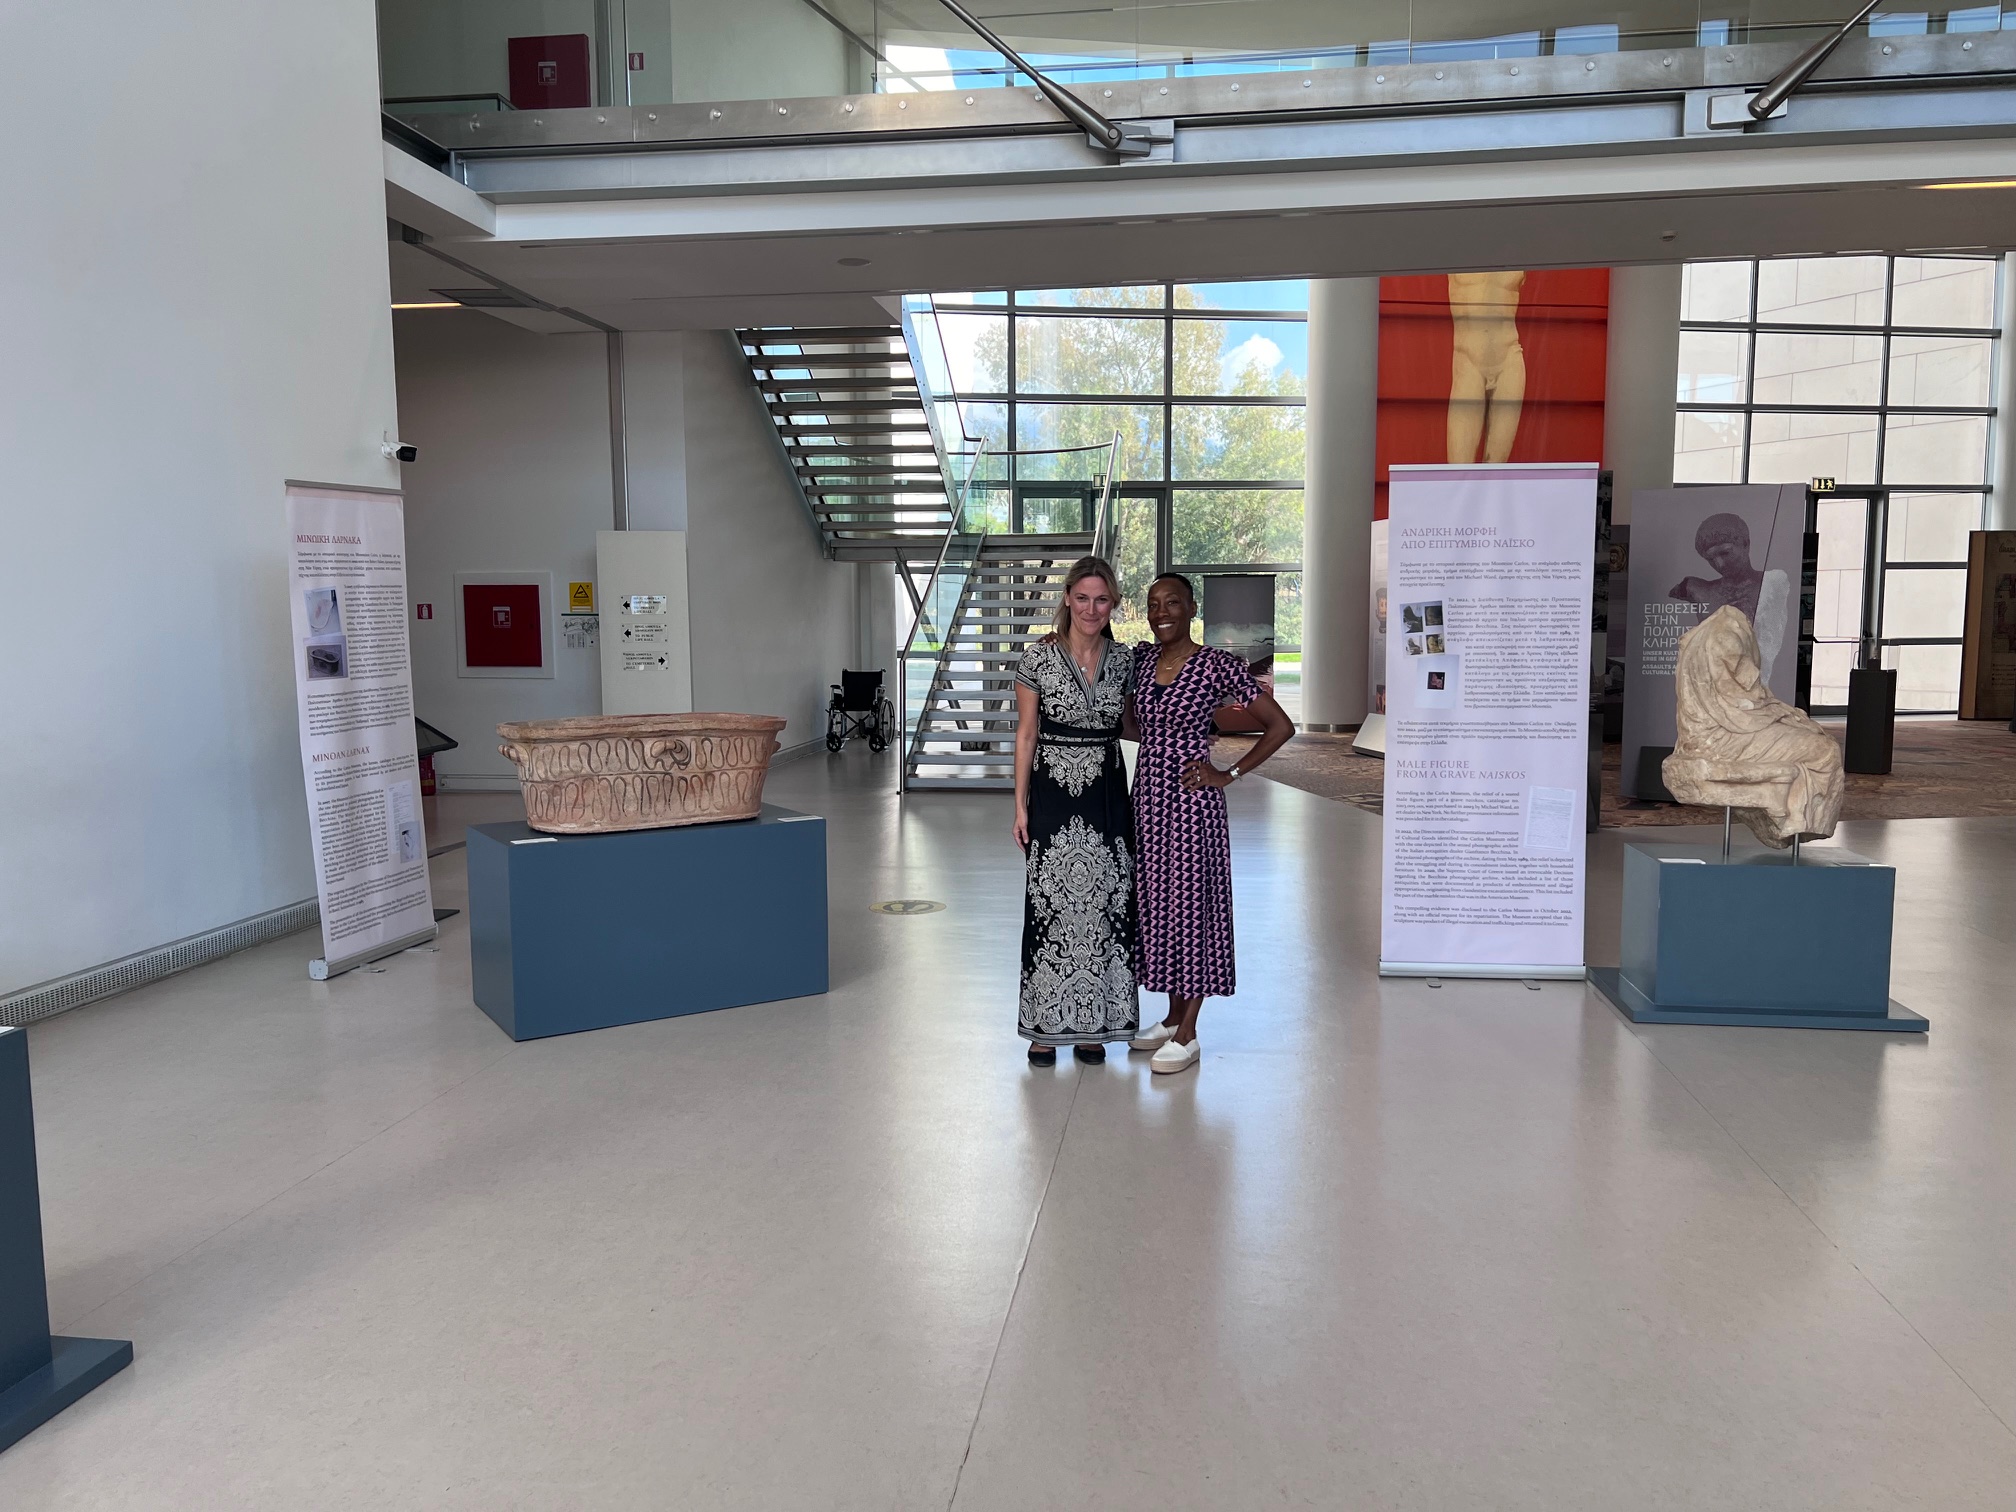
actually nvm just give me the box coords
[933,282,1309,649]
[1674,255,1999,714]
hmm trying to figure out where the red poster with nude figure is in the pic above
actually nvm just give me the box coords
[1374,269,1609,519]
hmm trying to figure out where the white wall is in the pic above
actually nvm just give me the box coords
[376,0,851,109]
[396,321,852,775]
[377,0,604,105]
[682,333,855,749]
[0,0,399,996]
[395,312,613,781]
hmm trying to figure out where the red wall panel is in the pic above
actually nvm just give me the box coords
[463,583,544,669]
[508,34,592,110]
[1375,268,1610,518]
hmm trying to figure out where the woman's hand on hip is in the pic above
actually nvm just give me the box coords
[1013,803,1030,850]
[1180,759,1232,791]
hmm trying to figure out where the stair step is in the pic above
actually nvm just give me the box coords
[771,401,932,418]
[904,777,1016,791]
[807,483,949,495]
[757,378,917,394]
[776,423,933,437]
[798,466,944,477]
[741,326,903,343]
[749,354,915,370]
[790,442,937,453]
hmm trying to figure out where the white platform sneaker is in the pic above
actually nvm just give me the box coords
[1149,1037,1200,1074]
[1130,1021,1179,1052]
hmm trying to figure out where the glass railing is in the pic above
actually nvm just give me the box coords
[896,463,986,785]
[896,291,986,780]
[380,1,2015,117]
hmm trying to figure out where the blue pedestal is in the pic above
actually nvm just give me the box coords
[1591,842,1927,1032]
[467,806,828,1041]
[1,1028,133,1455]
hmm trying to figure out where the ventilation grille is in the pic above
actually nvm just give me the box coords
[0,899,320,1028]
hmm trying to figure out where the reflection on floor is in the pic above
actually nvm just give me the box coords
[6,749,2014,1508]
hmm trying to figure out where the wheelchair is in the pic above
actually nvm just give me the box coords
[826,669,896,753]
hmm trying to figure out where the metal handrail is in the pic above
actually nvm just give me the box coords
[1090,429,1122,563]
[926,0,1128,151]
[900,444,986,664]
[907,525,991,778]
[1750,0,1884,118]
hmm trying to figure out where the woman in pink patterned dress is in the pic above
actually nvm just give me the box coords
[1128,574,1295,1074]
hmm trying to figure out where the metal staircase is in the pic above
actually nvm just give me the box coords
[906,533,1092,790]
[736,324,954,561]
[738,299,1121,794]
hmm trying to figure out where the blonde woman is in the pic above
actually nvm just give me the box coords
[1012,556,1138,1065]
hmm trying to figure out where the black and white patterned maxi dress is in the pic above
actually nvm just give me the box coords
[1016,637,1140,1047]
[1131,643,1261,999]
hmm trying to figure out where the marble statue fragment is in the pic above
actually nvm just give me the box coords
[1447,270,1526,465]
[1661,605,1844,848]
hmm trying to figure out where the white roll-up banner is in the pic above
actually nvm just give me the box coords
[1380,464,1598,979]
[285,483,436,979]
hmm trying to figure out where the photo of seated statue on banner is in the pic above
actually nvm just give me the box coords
[1662,606,1844,847]
[1667,512,1791,686]
[1622,485,1807,801]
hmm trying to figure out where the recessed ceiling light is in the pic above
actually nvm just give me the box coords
[392,301,463,309]
[838,256,871,266]
[1923,179,2016,190]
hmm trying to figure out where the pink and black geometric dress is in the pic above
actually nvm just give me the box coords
[1130,642,1261,1000]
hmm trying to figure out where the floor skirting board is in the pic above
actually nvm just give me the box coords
[0,899,320,1028]
[770,737,824,767]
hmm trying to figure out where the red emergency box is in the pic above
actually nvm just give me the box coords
[508,34,592,110]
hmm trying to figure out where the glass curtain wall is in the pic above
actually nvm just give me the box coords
[929,283,1307,648]
[1674,255,1998,713]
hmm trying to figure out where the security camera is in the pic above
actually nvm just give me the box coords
[381,440,419,463]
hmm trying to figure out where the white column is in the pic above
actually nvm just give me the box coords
[1987,253,2016,531]
[1602,264,1683,525]
[1302,278,1381,731]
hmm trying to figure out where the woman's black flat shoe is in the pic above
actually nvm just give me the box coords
[1027,1045,1057,1065]
[1074,1044,1106,1064]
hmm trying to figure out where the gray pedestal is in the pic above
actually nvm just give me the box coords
[1591,842,1927,1032]
[1,1028,133,1455]
[467,806,829,1041]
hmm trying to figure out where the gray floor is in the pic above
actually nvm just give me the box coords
[5,751,2014,1508]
